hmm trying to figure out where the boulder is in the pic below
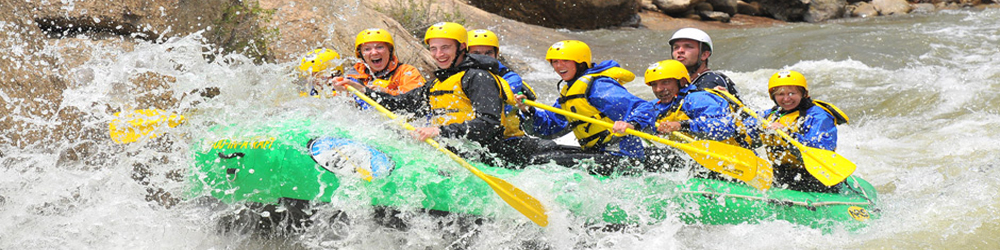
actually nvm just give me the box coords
[911,3,937,13]
[695,1,715,12]
[804,0,847,23]
[737,1,763,16]
[956,0,983,6]
[654,0,707,16]
[642,0,662,11]
[849,2,879,17]
[706,0,739,16]
[757,0,808,21]
[699,11,733,22]
[466,0,641,30]
[872,0,913,15]
[758,0,845,22]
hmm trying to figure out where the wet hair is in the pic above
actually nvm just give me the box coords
[573,62,591,80]
[769,86,808,98]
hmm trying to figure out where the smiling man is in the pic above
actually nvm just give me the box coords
[669,28,741,100]
[334,22,525,167]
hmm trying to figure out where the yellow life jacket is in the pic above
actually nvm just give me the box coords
[654,90,743,146]
[763,100,849,166]
[428,70,517,127]
[371,78,392,90]
[654,98,695,142]
[558,67,635,149]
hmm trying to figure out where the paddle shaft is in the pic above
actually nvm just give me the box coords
[522,100,754,175]
[345,86,548,227]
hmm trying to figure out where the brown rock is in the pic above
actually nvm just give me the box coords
[642,0,662,11]
[956,0,983,6]
[695,1,715,12]
[912,3,937,12]
[467,0,641,30]
[849,2,879,17]
[758,0,845,22]
[737,1,763,16]
[654,0,707,15]
[707,0,739,16]
[700,11,733,22]
[872,0,914,15]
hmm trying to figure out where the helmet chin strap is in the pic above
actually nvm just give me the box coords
[687,46,709,76]
[447,43,466,69]
[687,60,702,77]
[449,51,463,69]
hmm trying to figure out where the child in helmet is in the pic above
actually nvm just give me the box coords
[513,40,648,175]
[755,70,848,192]
[613,59,737,172]
[297,48,345,97]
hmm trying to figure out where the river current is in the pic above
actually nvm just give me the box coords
[2,8,999,249]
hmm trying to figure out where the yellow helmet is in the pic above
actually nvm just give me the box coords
[355,28,394,57]
[545,40,591,65]
[467,29,499,48]
[767,70,808,93]
[298,48,342,76]
[644,60,690,86]
[424,22,467,45]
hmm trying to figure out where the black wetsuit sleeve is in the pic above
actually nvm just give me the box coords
[365,84,431,116]
[439,69,503,143]
[694,72,742,101]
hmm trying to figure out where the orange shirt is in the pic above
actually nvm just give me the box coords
[347,58,425,96]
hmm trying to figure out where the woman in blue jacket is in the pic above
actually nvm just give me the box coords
[756,70,847,192]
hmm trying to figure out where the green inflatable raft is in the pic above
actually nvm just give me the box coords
[187,119,878,232]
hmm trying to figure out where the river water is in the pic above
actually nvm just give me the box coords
[2,8,999,249]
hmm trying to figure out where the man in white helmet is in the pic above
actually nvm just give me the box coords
[669,28,741,100]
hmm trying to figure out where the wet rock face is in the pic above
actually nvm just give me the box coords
[756,0,846,22]
[467,0,642,30]
[654,0,707,15]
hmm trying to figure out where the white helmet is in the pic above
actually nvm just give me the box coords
[668,28,713,52]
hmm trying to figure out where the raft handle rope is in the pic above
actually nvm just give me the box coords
[843,177,876,205]
[226,168,238,181]
[218,152,245,159]
[218,152,245,181]
[683,190,872,208]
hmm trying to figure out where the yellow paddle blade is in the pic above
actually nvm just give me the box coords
[483,170,549,227]
[345,86,548,226]
[109,109,185,144]
[712,89,858,187]
[680,140,773,190]
[425,138,549,227]
[800,146,856,186]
